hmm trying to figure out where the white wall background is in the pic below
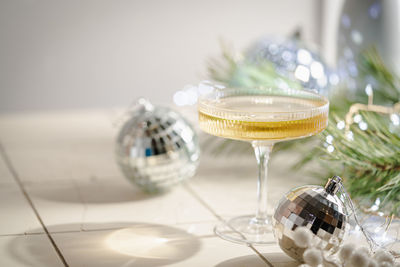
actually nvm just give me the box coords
[320,0,344,67]
[0,0,319,112]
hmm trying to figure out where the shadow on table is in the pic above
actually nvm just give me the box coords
[29,178,167,204]
[215,253,298,267]
[8,222,201,267]
[214,254,267,267]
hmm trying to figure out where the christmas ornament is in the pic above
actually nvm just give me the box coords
[272,176,350,261]
[115,99,200,192]
[245,37,335,95]
[337,0,400,92]
[293,228,397,267]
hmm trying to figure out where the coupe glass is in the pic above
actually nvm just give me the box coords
[198,87,329,245]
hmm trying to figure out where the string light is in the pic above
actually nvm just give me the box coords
[390,114,399,126]
[173,81,225,107]
[359,121,368,131]
[297,49,312,65]
[346,131,354,141]
[353,114,362,123]
[344,85,400,134]
[329,73,340,86]
[310,61,324,79]
[294,65,310,82]
[337,121,346,130]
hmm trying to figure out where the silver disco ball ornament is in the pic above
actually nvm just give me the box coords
[115,99,200,192]
[272,177,349,261]
[246,37,336,96]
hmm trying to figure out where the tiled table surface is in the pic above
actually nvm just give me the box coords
[0,109,325,267]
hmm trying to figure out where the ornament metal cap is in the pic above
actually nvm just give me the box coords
[136,98,154,112]
[324,175,342,195]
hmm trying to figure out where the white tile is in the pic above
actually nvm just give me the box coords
[0,234,63,267]
[0,110,113,148]
[24,176,216,233]
[53,224,206,267]
[52,225,297,267]
[22,179,85,233]
[258,245,298,266]
[173,221,217,237]
[189,151,320,219]
[166,237,265,267]
[189,156,259,217]
[4,146,120,181]
[80,180,216,232]
[0,183,43,235]
[0,110,312,266]
[0,155,14,184]
[52,225,263,267]
[0,110,120,182]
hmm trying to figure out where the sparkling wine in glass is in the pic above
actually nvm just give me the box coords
[198,87,329,245]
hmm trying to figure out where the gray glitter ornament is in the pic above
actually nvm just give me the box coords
[272,177,349,262]
[246,37,335,96]
[115,99,200,192]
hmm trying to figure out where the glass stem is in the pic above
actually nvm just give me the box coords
[252,141,274,224]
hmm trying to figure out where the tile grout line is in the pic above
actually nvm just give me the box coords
[183,183,224,223]
[1,220,222,238]
[0,232,47,237]
[183,183,274,267]
[0,143,69,267]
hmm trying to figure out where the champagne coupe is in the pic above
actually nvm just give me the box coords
[198,87,329,245]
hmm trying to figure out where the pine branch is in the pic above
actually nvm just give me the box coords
[319,111,400,215]
[358,47,400,103]
[204,44,400,215]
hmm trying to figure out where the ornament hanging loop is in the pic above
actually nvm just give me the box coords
[112,97,154,128]
[331,175,378,252]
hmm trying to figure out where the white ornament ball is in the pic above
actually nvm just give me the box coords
[339,243,356,262]
[272,184,349,261]
[303,248,323,267]
[115,99,200,192]
[367,259,378,267]
[356,246,371,256]
[349,250,369,267]
[246,37,333,95]
[323,256,342,267]
[293,227,313,248]
[374,249,395,265]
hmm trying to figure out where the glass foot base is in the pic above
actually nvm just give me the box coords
[214,215,275,245]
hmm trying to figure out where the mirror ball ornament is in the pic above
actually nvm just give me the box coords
[272,178,349,262]
[246,37,335,96]
[115,99,200,192]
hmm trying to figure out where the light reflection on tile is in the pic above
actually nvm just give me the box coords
[49,225,262,267]
[24,177,216,234]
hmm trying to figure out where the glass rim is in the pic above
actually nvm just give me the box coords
[198,87,329,117]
